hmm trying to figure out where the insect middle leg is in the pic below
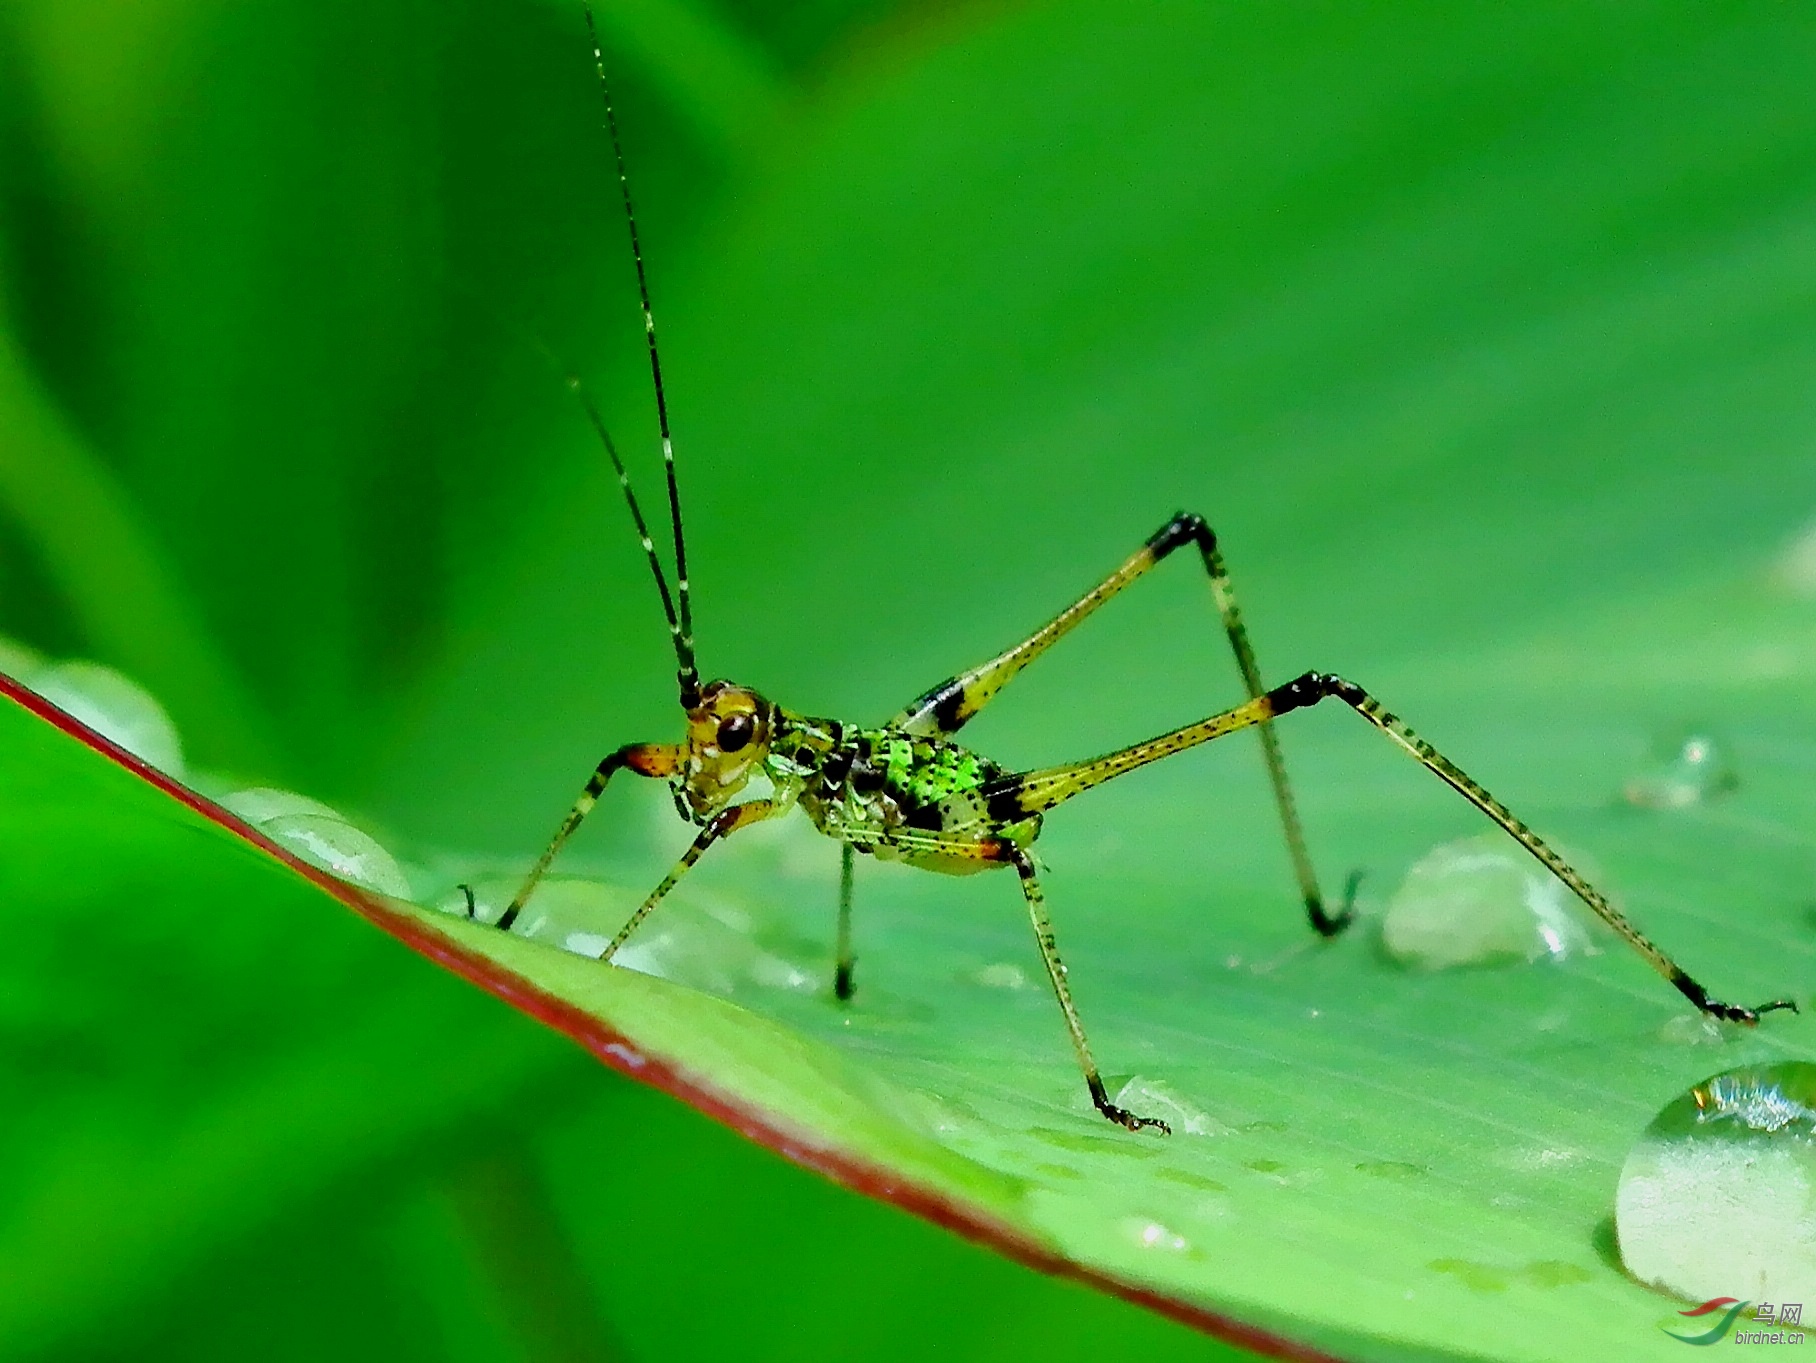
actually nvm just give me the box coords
[869,830,1170,1133]
[893,511,1351,935]
[835,844,857,1000]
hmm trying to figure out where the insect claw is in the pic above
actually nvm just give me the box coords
[834,960,857,1002]
[1096,1100,1171,1135]
[458,882,477,920]
[1308,868,1364,937]
[1700,995,1798,1025]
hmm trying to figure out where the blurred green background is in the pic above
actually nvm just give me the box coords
[3,0,1816,1359]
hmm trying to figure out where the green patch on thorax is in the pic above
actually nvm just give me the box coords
[879,735,992,805]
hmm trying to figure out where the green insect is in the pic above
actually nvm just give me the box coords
[481,6,1797,1134]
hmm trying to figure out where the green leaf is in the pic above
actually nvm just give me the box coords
[9,1,1816,1359]
[12,532,1816,1363]
[0,677,590,1359]
[362,2,1816,1359]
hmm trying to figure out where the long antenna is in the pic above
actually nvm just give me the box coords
[566,375,685,652]
[583,3,699,708]
[474,299,692,696]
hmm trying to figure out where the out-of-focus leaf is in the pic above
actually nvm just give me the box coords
[0,676,585,1360]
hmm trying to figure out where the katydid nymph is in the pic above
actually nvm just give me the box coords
[477,5,1797,1134]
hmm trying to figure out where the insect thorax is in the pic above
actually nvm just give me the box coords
[766,711,1041,869]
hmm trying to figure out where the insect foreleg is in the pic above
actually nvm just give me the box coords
[497,742,680,931]
[893,512,1343,935]
[1264,672,1795,1023]
[596,798,777,960]
[835,843,857,1000]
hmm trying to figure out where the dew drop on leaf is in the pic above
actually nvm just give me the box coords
[219,786,344,826]
[30,659,184,777]
[1381,831,1594,969]
[222,787,411,897]
[257,812,413,899]
[1623,733,1737,809]
[967,962,1030,990]
[1107,1076,1229,1136]
[1615,1061,1816,1305]
[452,875,823,998]
[1775,516,1816,597]
[0,634,44,681]
[1122,1217,1192,1253]
[1656,1013,1744,1048]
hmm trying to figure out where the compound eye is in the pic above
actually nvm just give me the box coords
[716,712,756,753]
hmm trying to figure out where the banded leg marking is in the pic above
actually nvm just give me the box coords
[598,799,778,961]
[497,742,678,932]
[1261,671,1797,1024]
[893,511,1342,936]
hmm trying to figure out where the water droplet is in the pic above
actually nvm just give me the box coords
[0,634,44,681]
[31,660,184,776]
[223,787,412,898]
[747,950,815,992]
[563,931,612,957]
[452,875,824,999]
[1356,1160,1426,1180]
[1616,1061,1816,1303]
[1381,831,1595,969]
[220,786,343,827]
[259,811,412,898]
[1122,1217,1191,1253]
[967,962,1030,990]
[1623,733,1737,810]
[1658,1012,1745,1048]
[1107,1076,1230,1136]
[1774,516,1816,597]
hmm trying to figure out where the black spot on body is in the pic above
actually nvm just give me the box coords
[850,760,884,794]
[985,781,1030,823]
[820,748,853,789]
[930,680,967,732]
[902,798,946,832]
